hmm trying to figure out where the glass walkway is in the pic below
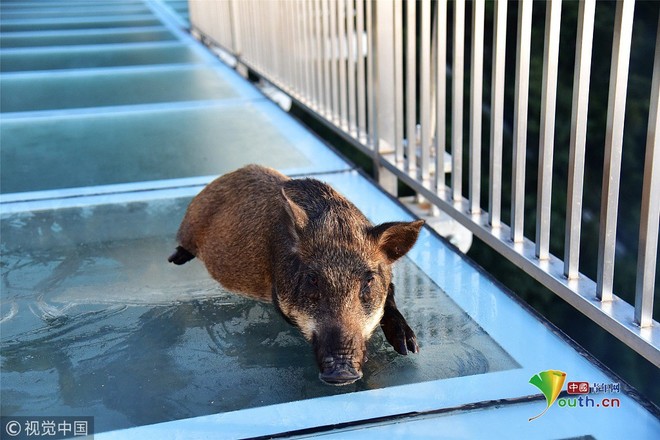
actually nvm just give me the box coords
[1,1,657,439]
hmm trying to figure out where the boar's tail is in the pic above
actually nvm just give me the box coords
[168,246,195,265]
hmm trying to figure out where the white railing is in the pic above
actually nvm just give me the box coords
[188,0,659,367]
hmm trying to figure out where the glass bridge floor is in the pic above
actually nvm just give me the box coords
[1,1,657,439]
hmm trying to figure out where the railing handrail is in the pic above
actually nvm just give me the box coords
[187,0,659,367]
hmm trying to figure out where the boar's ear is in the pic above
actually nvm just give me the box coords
[281,188,309,235]
[370,219,424,263]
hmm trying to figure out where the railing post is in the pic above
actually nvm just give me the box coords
[229,0,241,55]
[469,0,484,214]
[564,0,595,280]
[371,0,398,195]
[488,0,507,228]
[535,0,562,260]
[434,0,448,194]
[597,0,635,302]
[634,14,660,328]
[511,0,533,243]
[452,0,465,202]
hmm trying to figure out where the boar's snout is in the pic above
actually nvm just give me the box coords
[313,326,366,386]
[319,355,363,385]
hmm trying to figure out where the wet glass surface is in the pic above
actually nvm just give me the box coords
[0,104,311,194]
[0,29,177,49]
[0,44,204,72]
[0,16,161,33]
[1,197,518,433]
[0,5,152,20]
[2,67,240,112]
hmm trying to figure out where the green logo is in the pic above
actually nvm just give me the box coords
[528,370,566,421]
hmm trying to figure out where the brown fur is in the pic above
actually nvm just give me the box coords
[170,164,424,385]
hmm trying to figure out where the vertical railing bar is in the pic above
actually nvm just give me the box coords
[406,0,417,173]
[257,0,266,72]
[435,0,447,193]
[229,0,241,55]
[511,0,533,243]
[287,1,296,89]
[488,0,507,227]
[394,0,404,164]
[200,1,210,45]
[249,1,258,70]
[303,0,314,105]
[240,1,250,65]
[251,0,259,69]
[469,0,484,214]
[536,0,563,260]
[219,3,227,48]
[222,2,229,47]
[254,1,262,73]
[315,0,325,114]
[217,3,225,49]
[297,0,305,100]
[356,0,367,143]
[366,0,376,148]
[249,1,261,67]
[322,0,332,117]
[214,2,222,49]
[308,0,315,107]
[420,0,432,183]
[258,0,265,71]
[564,0,595,279]
[247,0,256,66]
[330,0,340,123]
[284,1,298,96]
[234,1,243,58]
[295,0,305,99]
[281,1,291,91]
[218,2,226,48]
[597,0,635,302]
[338,0,349,129]
[223,2,230,49]
[270,1,279,82]
[634,14,660,327]
[219,2,226,48]
[228,1,236,51]
[452,0,465,201]
[271,1,281,83]
[298,1,306,97]
[222,3,230,50]
[346,0,358,135]
[215,2,222,47]
[373,1,396,159]
[291,0,298,90]
[315,0,324,110]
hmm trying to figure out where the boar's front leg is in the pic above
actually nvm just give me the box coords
[380,283,419,355]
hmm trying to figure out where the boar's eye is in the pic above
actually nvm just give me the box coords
[306,273,319,288]
[360,274,375,298]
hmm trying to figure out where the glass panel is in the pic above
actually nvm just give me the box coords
[1,196,518,433]
[0,30,177,48]
[2,67,241,112]
[0,17,161,33]
[0,45,204,72]
[0,104,312,193]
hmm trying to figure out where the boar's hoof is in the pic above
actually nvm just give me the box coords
[319,358,362,386]
[168,246,195,265]
[380,311,419,355]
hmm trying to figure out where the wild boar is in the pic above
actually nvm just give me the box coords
[169,165,423,385]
